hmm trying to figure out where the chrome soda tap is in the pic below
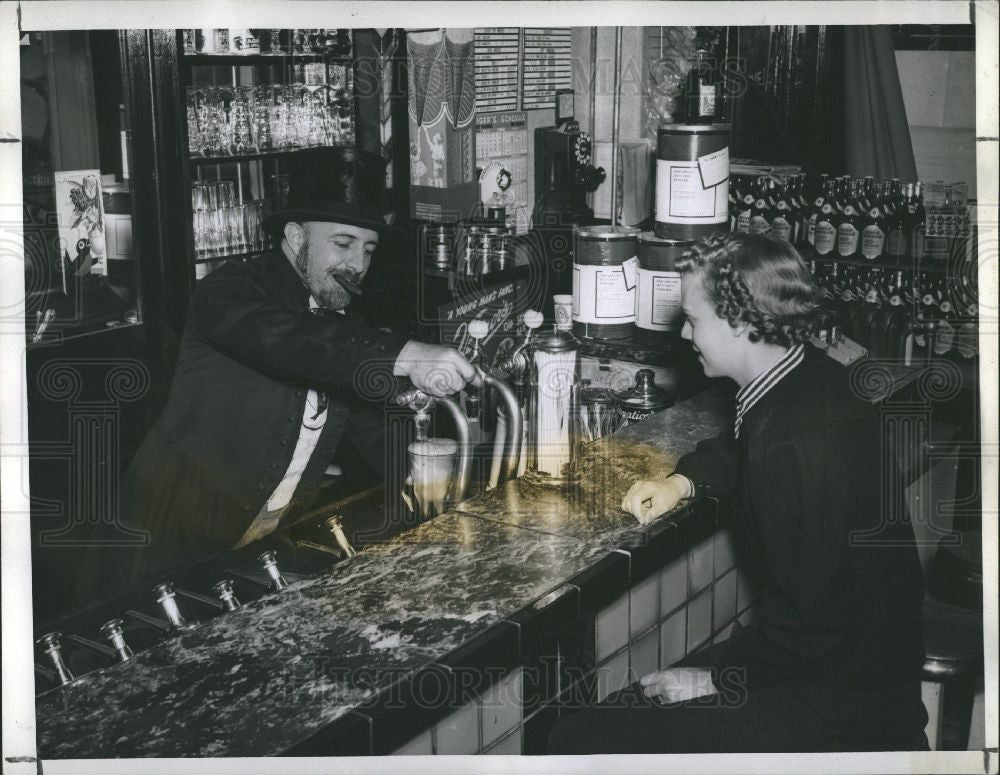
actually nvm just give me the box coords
[100,619,134,663]
[487,310,542,484]
[258,550,288,591]
[325,515,357,558]
[152,582,190,629]
[467,322,523,485]
[394,388,472,517]
[213,579,242,611]
[36,632,75,686]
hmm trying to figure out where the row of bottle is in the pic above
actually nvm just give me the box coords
[181,29,352,57]
[809,262,978,360]
[731,173,971,262]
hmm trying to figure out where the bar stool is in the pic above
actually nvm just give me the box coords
[920,533,984,750]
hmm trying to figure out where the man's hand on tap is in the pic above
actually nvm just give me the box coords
[394,341,482,398]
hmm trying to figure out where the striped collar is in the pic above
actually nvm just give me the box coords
[734,343,805,438]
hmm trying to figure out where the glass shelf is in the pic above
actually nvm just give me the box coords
[189,144,353,166]
[799,246,950,273]
[181,53,329,66]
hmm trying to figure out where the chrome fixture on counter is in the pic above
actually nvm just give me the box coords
[395,344,523,516]
[37,632,75,686]
[325,516,357,558]
[153,582,190,629]
[99,619,134,663]
[522,326,582,486]
[258,550,288,591]
[213,579,242,611]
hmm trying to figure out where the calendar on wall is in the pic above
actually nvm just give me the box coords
[475,111,529,234]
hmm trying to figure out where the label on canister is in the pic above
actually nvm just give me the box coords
[655,155,729,224]
[635,267,683,331]
[572,259,639,324]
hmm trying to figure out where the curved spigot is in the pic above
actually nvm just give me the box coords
[478,367,522,484]
[433,395,472,505]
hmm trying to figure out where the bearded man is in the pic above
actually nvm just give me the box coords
[74,148,475,602]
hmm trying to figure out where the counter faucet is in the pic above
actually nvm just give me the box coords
[36,632,75,686]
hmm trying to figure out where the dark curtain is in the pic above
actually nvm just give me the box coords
[841,26,918,179]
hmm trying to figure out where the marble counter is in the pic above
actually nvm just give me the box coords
[36,383,733,759]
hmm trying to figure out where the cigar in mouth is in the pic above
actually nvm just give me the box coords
[332,273,363,295]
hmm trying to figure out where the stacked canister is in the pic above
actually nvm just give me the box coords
[571,225,640,340]
[634,232,689,343]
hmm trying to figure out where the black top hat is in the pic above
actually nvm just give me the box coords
[262,147,394,237]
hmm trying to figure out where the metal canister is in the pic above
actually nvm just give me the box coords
[655,123,731,241]
[420,223,456,272]
[615,369,673,426]
[572,225,640,341]
[635,233,691,343]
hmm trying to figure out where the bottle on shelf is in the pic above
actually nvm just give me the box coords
[907,181,926,258]
[859,197,887,262]
[835,197,861,259]
[749,180,772,235]
[885,183,908,259]
[768,184,795,243]
[813,189,838,257]
[684,36,719,123]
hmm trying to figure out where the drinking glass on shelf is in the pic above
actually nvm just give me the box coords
[193,208,213,258]
[199,88,226,157]
[191,181,211,211]
[229,86,256,156]
[226,206,246,254]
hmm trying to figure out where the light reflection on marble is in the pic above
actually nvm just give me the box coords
[453,384,733,548]
[36,385,733,759]
[37,514,610,758]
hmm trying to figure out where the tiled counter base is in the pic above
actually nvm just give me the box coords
[37,385,741,758]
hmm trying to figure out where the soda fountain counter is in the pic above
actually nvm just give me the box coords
[36,382,741,758]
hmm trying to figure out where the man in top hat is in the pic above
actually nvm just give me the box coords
[74,148,477,603]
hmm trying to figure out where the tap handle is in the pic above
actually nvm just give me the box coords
[153,582,190,629]
[468,319,489,344]
[258,550,289,591]
[523,309,544,330]
[213,579,242,611]
[100,619,134,663]
[36,632,75,685]
[325,515,358,557]
[394,388,432,410]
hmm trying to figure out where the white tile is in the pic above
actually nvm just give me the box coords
[713,569,738,634]
[688,535,714,593]
[481,667,523,748]
[687,587,712,653]
[435,697,480,755]
[485,726,522,755]
[659,608,687,668]
[737,566,757,613]
[391,729,434,755]
[714,528,736,577]
[629,573,660,639]
[714,621,734,645]
[595,590,629,662]
[596,649,630,702]
[630,627,659,682]
[659,553,687,617]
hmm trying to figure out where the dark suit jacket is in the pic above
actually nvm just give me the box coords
[85,251,409,595]
[675,347,926,693]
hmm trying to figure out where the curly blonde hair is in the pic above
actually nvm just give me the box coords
[675,233,820,348]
